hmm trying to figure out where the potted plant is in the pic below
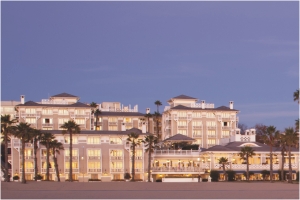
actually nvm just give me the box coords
[35,174,43,181]
[124,173,131,182]
[13,175,20,182]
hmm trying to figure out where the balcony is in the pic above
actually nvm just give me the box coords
[178,117,187,120]
[222,126,231,130]
[130,156,143,160]
[20,156,34,160]
[65,156,78,160]
[25,143,33,148]
[20,168,34,173]
[207,135,216,138]
[65,168,79,173]
[178,125,187,129]
[41,156,53,160]
[193,126,202,129]
[108,122,118,126]
[42,123,53,127]
[111,168,123,173]
[110,156,123,160]
[41,168,56,173]
[134,168,144,173]
[229,164,281,170]
[88,156,101,160]
[207,126,216,129]
[151,167,202,173]
[153,150,200,156]
[193,134,202,138]
[88,168,102,172]
[70,113,90,118]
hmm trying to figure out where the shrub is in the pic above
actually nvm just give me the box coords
[13,175,19,180]
[243,171,254,180]
[88,179,101,181]
[112,179,125,181]
[34,174,43,180]
[278,170,287,181]
[124,173,131,180]
[156,179,162,182]
[296,171,299,181]
[210,170,219,182]
[261,170,270,181]
[202,179,208,182]
[226,170,236,181]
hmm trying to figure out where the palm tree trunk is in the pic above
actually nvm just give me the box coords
[281,148,285,181]
[96,114,98,130]
[4,135,10,182]
[34,139,38,181]
[70,132,73,182]
[270,146,273,182]
[46,142,50,181]
[288,145,292,183]
[132,145,135,181]
[246,155,249,181]
[148,144,151,182]
[147,117,150,133]
[53,149,60,182]
[222,164,226,181]
[21,139,26,184]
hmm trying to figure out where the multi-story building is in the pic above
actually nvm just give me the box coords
[162,95,239,148]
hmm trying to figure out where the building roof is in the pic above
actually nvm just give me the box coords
[99,112,145,117]
[171,95,198,100]
[16,101,90,108]
[163,134,195,142]
[50,93,78,98]
[170,105,239,111]
[41,128,149,136]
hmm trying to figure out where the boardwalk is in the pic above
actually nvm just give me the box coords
[1,181,299,199]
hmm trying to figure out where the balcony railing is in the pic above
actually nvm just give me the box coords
[20,168,34,173]
[151,167,202,173]
[130,156,143,160]
[229,164,282,170]
[41,168,55,173]
[88,168,102,172]
[207,126,216,129]
[134,168,144,172]
[178,125,187,129]
[110,156,123,160]
[193,134,202,138]
[222,126,231,130]
[153,150,200,155]
[111,168,123,172]
[193,126,202,129]
[41,156,53,160]
[42,123,53,127]
[94,122,102,126]
[65,168,79,172]
[65,156,78,160]
[70,114,90,118]
[88,156,101,160]
[108,122,118,125]
[207,135,216,138]
[25,143,33,148]
[20,156,34,159]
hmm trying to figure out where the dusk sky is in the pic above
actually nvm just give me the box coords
[1,1,299,131]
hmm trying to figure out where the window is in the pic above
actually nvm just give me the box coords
[223,122,230,127]
[88,149,101,156]
[64,137,78,144]
[206,113,215,118]
[192,121,202,126]
[87,137,101,144]
[178,129,187,135]
[130,150,143,157]
[65,162,78,169]
[25,109,36,114]
[111,161,123,169]
[24,149,33,156]
[59,118,69,124]
[208,139,216,144]
[124,118,132,123]
[108,117,117,122]
[22,162,34,169]
[42,161,54,169]
[65,149,78,156]
[178,121,187,126]
[222,113,230,118]
[110,138,122,144]
[42,109,53,115]
[178,112,187,117]
[193,139,202,144]
[4,107,14,112]
[193,130,201,136]
[58,109,69,115]
[88,162,100,169]
[222,131,230,137]
[108,126,118,131]
[192,112,201,118]
[75,110,85,115]
[208,130,216,136]
[207,121,216,127]
[75,118,85,124]
[42,127,53,130]
[25,118,36,123]
[110,150,123,156]
[43,118,53,124]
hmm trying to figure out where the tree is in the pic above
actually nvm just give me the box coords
[90,102,98,130]
[49,139,64,182]
[143,134,158,182]
[238,123,248,135]
[293,89,299,103]
[13,122,33,184]
[261,170,270,181]
[295,119,299,133]
[218,157,228,181]
[1,115,17,182]
[153,112,161,139]
[144,113,152,133]
[254,123,267,143]
[60,120,80,182]
[154,100,162,113]
[94,109,101,130]
[278,133,287,181]
[31,129,42,181]
[127,132,141,181]
[262,126,280,182]
[210,170,220,182]
[40,132,55,181]
[238,146,256,181]
[284,127,299,183]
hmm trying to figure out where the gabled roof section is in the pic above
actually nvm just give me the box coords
[16,101,90,108]
[163,134,195,142]
[169,104,239,111]
[170,105,191,110]
[51,93,78,98]
[17,101,40,106]
[172,95,198,100]
[214,106,238,111]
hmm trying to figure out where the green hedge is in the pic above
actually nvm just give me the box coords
[226,170,236,181]
[210,170,219,182]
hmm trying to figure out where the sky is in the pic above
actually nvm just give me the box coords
[1,1,299,131]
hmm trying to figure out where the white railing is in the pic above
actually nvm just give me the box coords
[70,114,90,118]
[99,107,138,112]
[41,99,68,104]
[153,150,200,155]
[65,168,79,172]
[20,168,34,173]
[151,167,203,172]
[110,156,123,160]
[65,156,78,160]
[20,112,41,118]
[178,125,187,129]
[41,169,55,173]
[165,115,172,120]
[78,140,87,143]
[110,141,122,145]
[88,168,102,172]
[42,123,53,126]
[193,134,202,138]
[191,103,214,108]
[20,156,34,159]
[229,164,281,170]
[134,168,144,172]
[88,156,101,160]
[222,126,231,130]
[41,156,53,160]
[284,163,298,168]
[111,168,123,172]
[130,156,143,160]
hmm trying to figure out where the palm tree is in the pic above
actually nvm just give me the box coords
[238,146,256,181]
[284,127,299,183]
[295,119,299,133]
[143,134,158,182]
[293,89,299,103]
[13,122,33,184]
[153,112,161,139]
[154,100,162,113]
[94,109,101,130]
[40,132,55,181]
[60,120,80,182]
[49,139,64,182]
[127,132,141,181]
[31,129,42,181]
[278,133,287,182]
[262,126,280,182]
[218,157,228,181]
[1,115,17,182]
[90,102,98,130]
[144,113,152,133]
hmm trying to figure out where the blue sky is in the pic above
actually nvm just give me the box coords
[1,1,299,131]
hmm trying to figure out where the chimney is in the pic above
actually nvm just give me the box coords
[146,108,150,114]
[201,100,205,109]
[142,122,146,133]
[229,101,233,109]
[21,95,25,104]
[121,122,126,131]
